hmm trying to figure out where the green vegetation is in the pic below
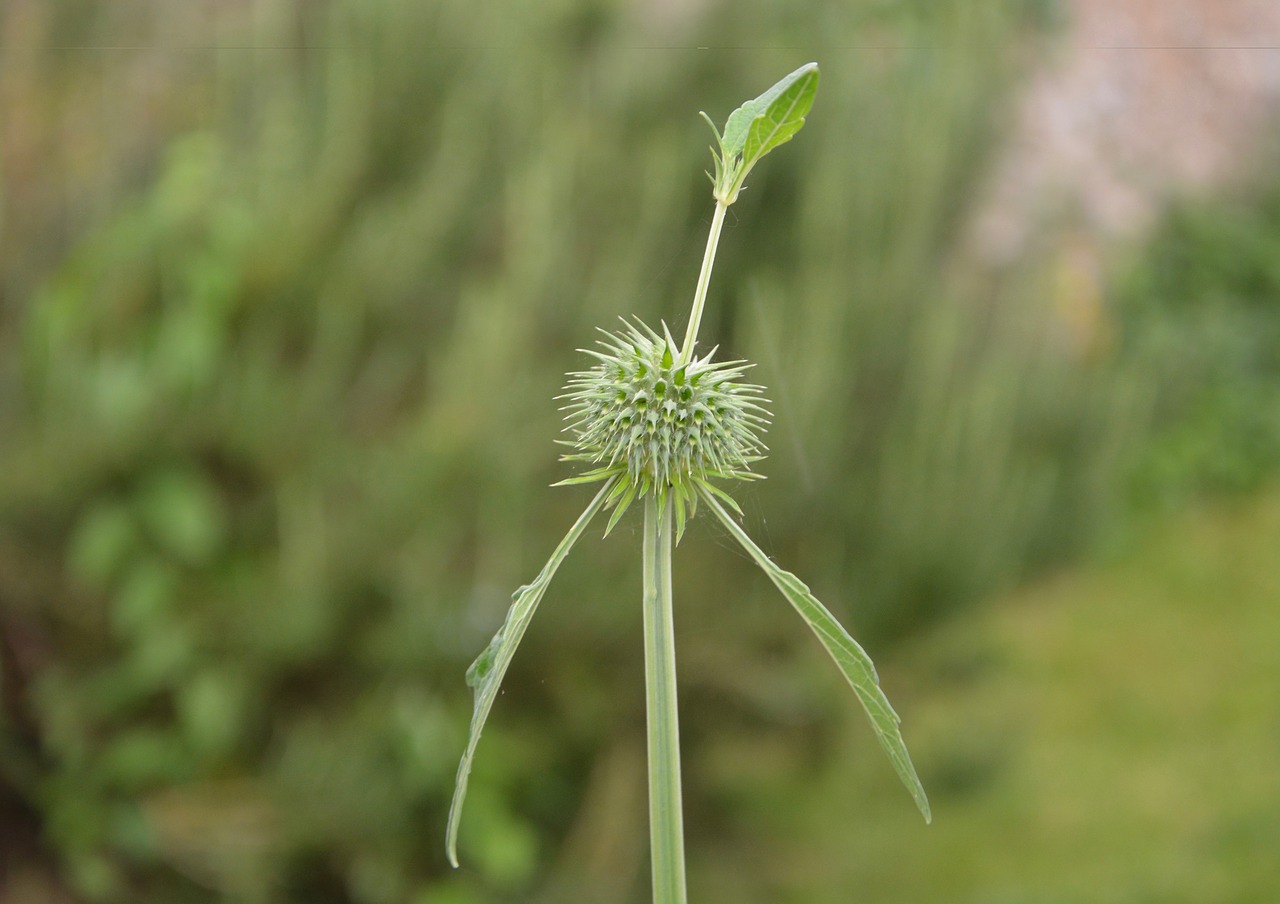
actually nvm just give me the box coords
[759,487,1280,903]
[1118,184,1280,505]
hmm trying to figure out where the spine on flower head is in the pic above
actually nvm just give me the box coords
[556,318,770,538]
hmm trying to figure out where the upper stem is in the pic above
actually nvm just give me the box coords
[642,495,687,904]
[679,199,729,366]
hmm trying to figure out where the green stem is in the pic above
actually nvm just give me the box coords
[679,199,729,366]
[642,494,687,904]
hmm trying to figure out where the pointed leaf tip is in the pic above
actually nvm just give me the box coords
[712,63,819,203]
[742,64,819,165]
[722,63,819,156]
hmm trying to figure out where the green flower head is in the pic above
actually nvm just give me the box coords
[557,318,770,538]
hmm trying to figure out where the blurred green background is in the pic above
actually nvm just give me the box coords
[2,1,1279,902]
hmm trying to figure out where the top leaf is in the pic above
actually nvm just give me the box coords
[710,62,819,204]
[722,62,818,159]
[743,89,811,166]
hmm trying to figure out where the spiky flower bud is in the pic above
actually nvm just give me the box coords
[557,319,770,536]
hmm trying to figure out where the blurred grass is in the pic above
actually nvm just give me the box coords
[728,485,1280,903]
[1,0,1278,902]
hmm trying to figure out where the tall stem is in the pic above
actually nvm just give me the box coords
[642,494,687,904]
[679,199,729,366]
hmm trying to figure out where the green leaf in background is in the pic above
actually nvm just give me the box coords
[446,479,616,868]
[67,501,139,590]
[701,490,932,824]
[136,469,227,567]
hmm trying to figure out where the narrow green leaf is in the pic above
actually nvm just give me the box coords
[606,475,634,505]
[446,479,617,867]
[741,63,819,166]
[694,477,744,517]
[698,110,723,147]
[551,470,615,487]
[701,490,932,823]
[603,480,639,537]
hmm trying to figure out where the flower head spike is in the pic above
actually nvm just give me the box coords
[556,318,770,537]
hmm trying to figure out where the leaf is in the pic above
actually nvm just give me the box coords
[603,479,639,537]
[698,110,723,147]
[446,479,616,867]
[721,63,818,157]
[701,490,931,824]
[741,63,819,167]
[722,98,766,159]
[713,63,819,203]
[694,477,743,517]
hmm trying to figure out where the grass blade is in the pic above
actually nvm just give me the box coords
[701,490,932,823]
[446,478,617,867]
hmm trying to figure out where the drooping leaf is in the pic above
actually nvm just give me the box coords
[446,479,616,867]
[701,490,932,824]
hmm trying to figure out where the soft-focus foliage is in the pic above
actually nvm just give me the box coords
[1118,183,1280,505]
[1,0,1278,902]
[704,487,1280,903]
